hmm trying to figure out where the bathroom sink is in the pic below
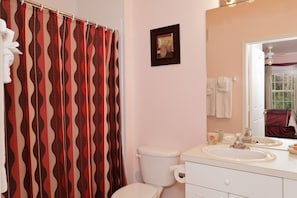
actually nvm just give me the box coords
[248,136,282,147]
[223,135,282,147]
[202,145,276,162]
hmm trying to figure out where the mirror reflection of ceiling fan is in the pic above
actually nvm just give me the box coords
[265,46,274,65]
[263,39,297,65]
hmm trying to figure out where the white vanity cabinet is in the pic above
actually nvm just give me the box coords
[185,162,282,198]
[284,178,297,198]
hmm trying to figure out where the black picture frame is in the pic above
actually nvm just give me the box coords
[150,24,180,66]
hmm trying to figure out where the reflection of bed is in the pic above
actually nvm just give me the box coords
[265,109,297,139]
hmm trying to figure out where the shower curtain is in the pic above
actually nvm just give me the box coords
[0,0,126,197]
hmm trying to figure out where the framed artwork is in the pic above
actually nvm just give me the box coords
[150,24,180,66]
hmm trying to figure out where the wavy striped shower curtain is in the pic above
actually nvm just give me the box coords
[0,0,126,197]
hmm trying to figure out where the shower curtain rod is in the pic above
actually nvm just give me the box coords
[20,0,110,30]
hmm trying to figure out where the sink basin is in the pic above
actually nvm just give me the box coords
[202,145,276,162]
[249,136,282,147]
[223,135,282,147]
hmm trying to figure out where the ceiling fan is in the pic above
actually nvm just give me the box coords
[265,45,274,65]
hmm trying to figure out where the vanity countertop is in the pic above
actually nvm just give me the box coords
[181,138,297,180]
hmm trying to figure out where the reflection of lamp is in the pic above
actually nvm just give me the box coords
[225,0,236,7]
[265,46,274,65]
[223,0,255,7]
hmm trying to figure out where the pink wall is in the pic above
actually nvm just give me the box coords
[39,0,123,29]
[124,1,218,197]
[207,0,297,134]
[35,0,77,15]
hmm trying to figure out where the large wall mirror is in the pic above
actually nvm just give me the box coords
[206,0,297,138]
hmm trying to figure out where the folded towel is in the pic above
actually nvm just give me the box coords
[217,77,230,92]
[216,77,232,118]
[207,79,216,116]
[2,26,22,83]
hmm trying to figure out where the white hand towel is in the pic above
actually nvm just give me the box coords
[0,19,6,32]
[207,78,216,116]
[217,76,230,92]
[216,77,232,118]
[2,27,22,83]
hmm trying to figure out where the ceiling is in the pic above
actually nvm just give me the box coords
[263,39,297,55]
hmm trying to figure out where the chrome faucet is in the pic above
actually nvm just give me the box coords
[230,133,249,149]
[242,128,252,144]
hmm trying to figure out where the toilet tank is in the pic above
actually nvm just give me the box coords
[137,146,180,187]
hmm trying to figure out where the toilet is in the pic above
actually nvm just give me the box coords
[111,146,180,198]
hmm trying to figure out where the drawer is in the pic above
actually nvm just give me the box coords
[186,162,282,198]
[186,184,228,198]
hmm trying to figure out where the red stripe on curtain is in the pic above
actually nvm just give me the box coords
[1,0,10,25]
[60,16,75,198]
[92,26,105,196]
[85,25,95,196]
[73,20,91,197]
[14,2,33,198]
[28,7,51,197]
[47,10,66,197]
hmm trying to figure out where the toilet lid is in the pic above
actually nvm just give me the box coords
[112,183,158,198]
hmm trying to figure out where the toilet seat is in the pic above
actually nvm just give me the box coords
[111,183,160,198]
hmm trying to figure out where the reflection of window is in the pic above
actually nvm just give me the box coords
[271,73,295,109]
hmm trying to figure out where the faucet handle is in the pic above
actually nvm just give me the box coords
[235,132,242,139]
[242,128,252,143]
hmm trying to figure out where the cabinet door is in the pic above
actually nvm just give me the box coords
[284,178,297,198]
[186,184,228,198]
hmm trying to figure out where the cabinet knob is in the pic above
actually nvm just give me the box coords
[224,178,230,185]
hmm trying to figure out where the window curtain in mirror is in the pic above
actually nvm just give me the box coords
[295,75,297,113]
[0,0,126,197]
[265,66,272,109]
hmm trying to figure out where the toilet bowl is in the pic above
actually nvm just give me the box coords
[111,146,180,198]
[111,183,163,198]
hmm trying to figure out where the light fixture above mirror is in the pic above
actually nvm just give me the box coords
[220,0,255,7]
